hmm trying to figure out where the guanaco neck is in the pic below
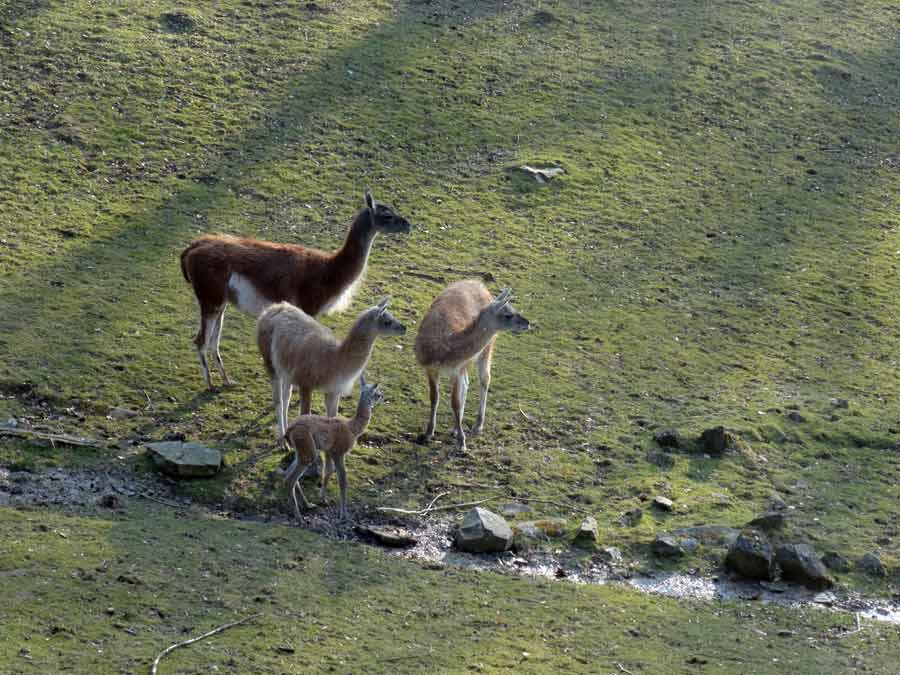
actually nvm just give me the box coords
[334,313,378,375]
[348,403,373,437]
[443,311,497,365]
[327,208,376,286]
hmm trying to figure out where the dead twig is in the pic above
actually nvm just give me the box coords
[405,270,446,284]
[0,427,105,448]
[424,491,451,511]
[615,663,636,675]
[150,613,261,674]
[377,495,499,516]
[518,406,534,422]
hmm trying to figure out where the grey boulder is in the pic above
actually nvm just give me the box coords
[725,529,776,580]
[146,441,222,478]
[455,508,513,553]
[775,544,833,590]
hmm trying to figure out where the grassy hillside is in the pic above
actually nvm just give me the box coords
[1,0,898,594]
[2,501,899,674]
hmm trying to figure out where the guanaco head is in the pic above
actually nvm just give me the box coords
[483,288,530,333]
[365,190,412,234]
[358,374,385,410]
[367,297,407,336]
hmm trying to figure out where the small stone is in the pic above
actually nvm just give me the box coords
[652,534,685,558]
[699,426,731,455]
[97,494,122,509]
[777,629,796,637]
[786,411,806,423]
[109,407,139,419]
[646,450,675,469]
[671,525,739,547]
[830,398,850,409]
[654,429,681,448]
[596,546,623,564]
[572,516,599,548]
[776,543,833,590]
[105,607,115,615]
[813,591,837,605]
[455,508,513,553]
[146,441,222,478]
[857,552,887,577]
[725,529,776,580]
[768,492,788,511]
[499,502,533,517]
[821,551,850,573]
[620,508,643,527]
[512,164,565,184]
[680,537,700,554]
[747,511,786,533]
[354,525,417,548]
[652,496,674,511]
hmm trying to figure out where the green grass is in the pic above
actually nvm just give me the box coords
[0,0,899,656]
[2,501,898,674]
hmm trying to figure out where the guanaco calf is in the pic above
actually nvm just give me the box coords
[180,190,411,388]
[282,376,384,519]
[414,281,530,452]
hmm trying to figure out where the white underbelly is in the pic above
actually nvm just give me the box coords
[320,269,365,316]
[331,367,364,397]
[228,273,273,317]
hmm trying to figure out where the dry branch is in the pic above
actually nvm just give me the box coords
[0,427,105,448]
[376,495,499,516]
[150,613,261,674]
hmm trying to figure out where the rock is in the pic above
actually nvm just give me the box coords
[146,441,222,478]
[109,407,139,419]
[672,525,739,547]
[680,537,700,554]
[786,411,806,423]
[767,492,788,511]
[725,529,776,580]
[654,429,681,448]
[96,494,122,509]
[646,450,675,469]
[499,502,533,517]
[160,11,196,32]
[857,552,887,577]
[572,516,599,548]
[747,511,786,533]
[620,508,643,527]
[652,534,685,558]
[775,544,833,590]
[513,518,568,550]
[821,551,850,573]
[596,546,623,564]
[813,591,837,605]
[511,164,565,184]
[830,398,850,409]
[652,496,674,511]
[699,426,731,455]
[354,525,416,548]
[455,508,513,553]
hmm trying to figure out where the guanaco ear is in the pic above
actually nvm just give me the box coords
[375,297,390,314]
[364,190,375,211]
[359,373,367,388]
[492,288,513,309]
